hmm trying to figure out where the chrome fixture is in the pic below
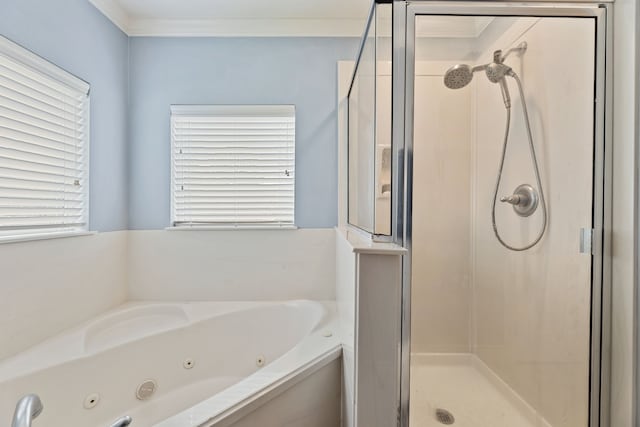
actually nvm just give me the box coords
[443,64,482,89]
[443,42,547,251]
[11,394,43,427]
[443,43,526,87]
[500,184,539,217]
[444,43,527,108]
[109,416,132,427]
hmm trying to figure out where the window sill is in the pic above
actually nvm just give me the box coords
[0,230,97,245]
[165,225,298,231]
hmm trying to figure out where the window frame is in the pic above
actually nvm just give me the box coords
[169,104,296,230]
[0,36,91,243]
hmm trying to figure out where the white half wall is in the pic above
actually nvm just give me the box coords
[127,229,336,301]
[356,252,403,427]
[336,229,357,427]
[335,227,405,427]
[0,232,128,360]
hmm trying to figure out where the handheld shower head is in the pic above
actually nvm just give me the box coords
[485,62,513,83]
[485,62,514,109]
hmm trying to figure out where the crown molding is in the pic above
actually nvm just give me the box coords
[89,0,131,34]
[126,18,367,37]
[88,1,365,37]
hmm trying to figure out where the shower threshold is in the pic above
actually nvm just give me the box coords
[409,353,552,427]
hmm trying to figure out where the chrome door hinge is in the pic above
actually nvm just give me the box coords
[580,228,594,255]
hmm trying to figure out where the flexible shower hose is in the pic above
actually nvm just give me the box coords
[491,72,547,251]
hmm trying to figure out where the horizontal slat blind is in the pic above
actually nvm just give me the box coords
[171,105,295,226]
[0,36,89,236]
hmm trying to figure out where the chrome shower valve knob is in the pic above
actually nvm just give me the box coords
[500,184,539,217]
[500,194,522,205]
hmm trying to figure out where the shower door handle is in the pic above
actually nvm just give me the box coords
[580,228,593,255]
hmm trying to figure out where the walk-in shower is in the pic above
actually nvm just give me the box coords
[347,2,611,427]
[444,42,547,251]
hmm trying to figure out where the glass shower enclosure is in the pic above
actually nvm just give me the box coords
[347,2,611,427]
[348,2,392,236]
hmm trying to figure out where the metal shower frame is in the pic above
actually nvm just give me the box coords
[348,1,613,426]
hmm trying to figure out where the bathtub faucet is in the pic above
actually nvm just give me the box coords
[11,394,43,427]
[109,416,132,427]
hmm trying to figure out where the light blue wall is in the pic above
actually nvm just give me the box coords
[1,4,358,230]
[0,0,129,231]
[129,37,358,229]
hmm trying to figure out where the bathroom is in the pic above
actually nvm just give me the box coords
[0,0,638,426]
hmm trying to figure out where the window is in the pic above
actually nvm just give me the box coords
[0,36,89,241]
[171,105,295,228]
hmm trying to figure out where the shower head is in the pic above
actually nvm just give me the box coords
[443,64,474,89]
[442,50,517,108]
[485,62,515,109]
[485,62,513,83]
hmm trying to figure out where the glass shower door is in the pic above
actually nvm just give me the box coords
[400,4,609,427]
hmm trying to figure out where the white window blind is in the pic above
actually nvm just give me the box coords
[171,105,295,227]
[0,36,90,238]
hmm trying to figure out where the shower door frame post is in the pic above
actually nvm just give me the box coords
[393,2,612,427]
[391,3,409,427]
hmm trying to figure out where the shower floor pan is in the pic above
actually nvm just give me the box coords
[410,354,552,427]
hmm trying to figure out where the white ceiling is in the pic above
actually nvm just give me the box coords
[89,0,372,36]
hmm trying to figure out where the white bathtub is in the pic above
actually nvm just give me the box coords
[0,300,341,427]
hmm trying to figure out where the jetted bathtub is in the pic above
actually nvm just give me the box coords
[0,300,340,426]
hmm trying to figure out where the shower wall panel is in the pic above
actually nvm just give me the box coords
[471,18,595,426]
[411,62,473,354]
